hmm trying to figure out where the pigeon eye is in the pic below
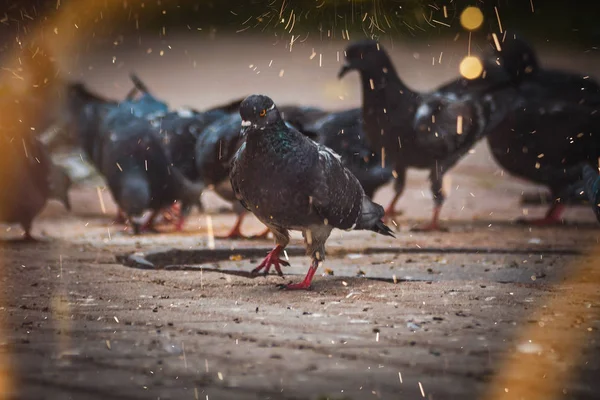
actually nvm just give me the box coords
[259,109,266,117]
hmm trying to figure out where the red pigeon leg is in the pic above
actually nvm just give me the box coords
[383,192,402,221]
[217,213,247,239]
[114,208,127,224]
[518,203,566,226]
[169,203,186,232]
[411,205,448,232]
[251,245,290,277]
[283,260,318,290]
[137,210,160,233]
[249,227,271,239]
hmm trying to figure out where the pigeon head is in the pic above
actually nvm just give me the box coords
[239,94,281,132]
[338,40,391,79]
[491,32,539,81]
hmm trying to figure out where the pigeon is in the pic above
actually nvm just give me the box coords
[0,131,56,240]
[338,40,514,230]
[485,33,600,225]
[581,163,600,223]
[64,82,203,233]
[230,94,394,290]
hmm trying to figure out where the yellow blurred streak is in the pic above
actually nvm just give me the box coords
[0,1,149,398]
[459,55,483,80]
[484,245,600,400]
[460,6,484,31]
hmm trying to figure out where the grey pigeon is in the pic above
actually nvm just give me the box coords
[230,95,394,290]
[339,40,514,231]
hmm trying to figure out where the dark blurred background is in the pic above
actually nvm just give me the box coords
[0,0,599,47]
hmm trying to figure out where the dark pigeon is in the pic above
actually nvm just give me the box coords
[485,33,600,225]
[230,94,394,290]
[64,83,203,233]
[338,40,514,231]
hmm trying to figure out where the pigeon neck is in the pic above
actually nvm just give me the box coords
[246,120,291,149]
[358,61,413,107]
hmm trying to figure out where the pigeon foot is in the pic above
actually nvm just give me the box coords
[279,261,318,290]
[114,209,127,224]
[410,206,447,232]
[248,228,271,240]
[516,204,565,226]
[252,245,290,277]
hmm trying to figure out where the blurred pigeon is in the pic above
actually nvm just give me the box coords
[230,94,394,290]
[119,73,169,118]
[0,132,52,240]
[486,33,600,225]
[411,80,521,229]
[0,46,66,239]
[65,82,203,233]
[150,99,244,228]
[581,164,600,223]
[339,40,513,230]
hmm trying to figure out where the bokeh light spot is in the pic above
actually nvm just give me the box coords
[460,6,484,31]
[459,56,484,80]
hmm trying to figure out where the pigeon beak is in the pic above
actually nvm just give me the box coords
[338,63,352,79]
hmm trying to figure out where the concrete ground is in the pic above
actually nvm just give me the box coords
[1,34,600,399]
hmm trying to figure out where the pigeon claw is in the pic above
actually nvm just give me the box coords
[114,209,127,225]
[248,228,271,240]
[251,245,289,277]
[278,262,319,290]
[516,204,565,226]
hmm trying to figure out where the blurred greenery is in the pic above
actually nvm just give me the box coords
[0,0,599,47]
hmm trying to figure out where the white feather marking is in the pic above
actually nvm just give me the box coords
[176,108,194,118]
[268,103,275,111]
[415,104,432,123]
